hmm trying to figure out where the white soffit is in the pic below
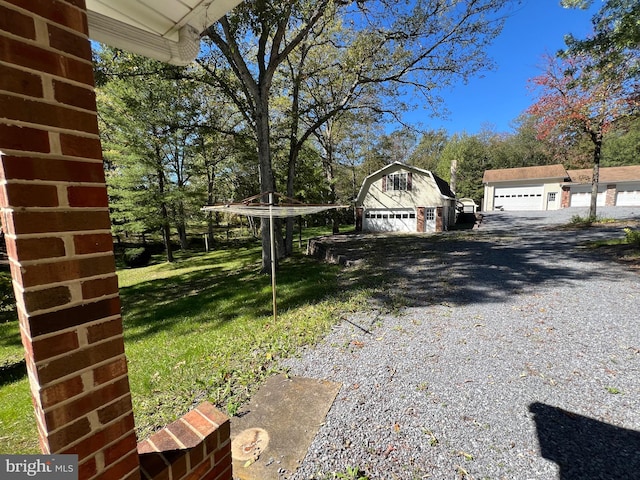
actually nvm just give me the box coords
[86,0,242,65]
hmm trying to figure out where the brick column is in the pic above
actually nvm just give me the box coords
[0,1,139,479]
[561,186,571,208]
[606,184,617,206]
[416,207,425,232]
[435,207,444,232]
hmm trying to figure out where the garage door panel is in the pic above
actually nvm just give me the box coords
[617,183,640,206]
[570,186,606,207]
[494,186,543,211]
[363,209,416,232]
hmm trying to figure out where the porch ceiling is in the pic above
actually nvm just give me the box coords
[86,0,242,65]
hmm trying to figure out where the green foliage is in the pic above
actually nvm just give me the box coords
[333,466,370,480]
[624,228,640,247]
[0,270,16,316]
[123,247,151,268]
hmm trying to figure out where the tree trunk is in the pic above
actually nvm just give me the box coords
[589,133,602,220]
[256,96,281,273]
[156,156,174,263]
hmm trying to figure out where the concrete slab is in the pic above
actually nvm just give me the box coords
[230,374,342,480]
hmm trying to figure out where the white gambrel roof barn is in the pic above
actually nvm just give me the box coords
[355,162,457,233]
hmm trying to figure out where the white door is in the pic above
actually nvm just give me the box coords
[546,192,559,210]
[363,209,416,232]
[616,184,640,206]
[424,207,436,232]
[493,185,544,211]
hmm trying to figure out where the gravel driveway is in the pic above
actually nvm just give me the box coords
[283,207,640,480]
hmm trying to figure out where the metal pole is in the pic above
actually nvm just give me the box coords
[269,192,277,322]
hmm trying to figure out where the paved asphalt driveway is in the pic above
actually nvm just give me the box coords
[284,207,640,480]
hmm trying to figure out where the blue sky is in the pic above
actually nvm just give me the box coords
[403,0,601,136]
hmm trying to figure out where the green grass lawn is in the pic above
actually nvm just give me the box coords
[0,226,378,451]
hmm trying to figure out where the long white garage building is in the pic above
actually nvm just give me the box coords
[483,164,640,211]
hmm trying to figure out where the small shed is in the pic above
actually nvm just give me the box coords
[355,162,456,233]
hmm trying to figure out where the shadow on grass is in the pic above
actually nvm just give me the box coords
[529,402,640,479]
[119,249,344,342]
[0,359,26,387]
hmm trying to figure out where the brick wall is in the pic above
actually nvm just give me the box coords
[561,186,571,208]
[416,207,425,232]
[0,1,140,478]
[137,403,232,480]
[1,3,234,480]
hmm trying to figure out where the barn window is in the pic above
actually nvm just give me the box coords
[386,172,410,191]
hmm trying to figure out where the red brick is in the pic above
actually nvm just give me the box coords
[20,254,115,288]
[202,456,231,480]
[97,394,133,426]
[187,442,205,470]
[185,458,212,480]
[0,126,50,154]
[24,285,71,312]
[4,182,58,207]
[4,0,88,33]
[0,63,43,97]
[63,412,135,461]
[9,210,111,236]
[103,431,138,465]
[15,236,66,261]
[73,233,113,255]
[0,93,98,134]
[167,418,202,449]
[77,455,97,479]
[148,429,181,453]
[195,403,229,428]
[82,275,119,300]
[1,155,105,182]
[137,439,155,455]
[67,185,108,207]
[164,450,188,479]
[40,374,84,409]
[32,329,78,363]
[0,4,36,39]
[93,450,140,480]
[47,23,91,60]
[37,337,125,384]
[28,298,121,337]
[93,356,128,386]
[183,410,216,439]
[1,34,91,86]
[47,415,91,452]
[139,452,170,480]
[59,131,102,158]
[86,316,124,344]
[45,377,130,430]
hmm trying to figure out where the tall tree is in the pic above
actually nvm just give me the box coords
[199,0,519,271]
[527,53,637,218]
[96,50,210,260]
[561,0,640,82]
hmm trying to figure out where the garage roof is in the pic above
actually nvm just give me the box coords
[483,164,569,184]
[567,165,640,184]
[86,0,242,65]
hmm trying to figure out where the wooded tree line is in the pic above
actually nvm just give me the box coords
[94,0,639,265]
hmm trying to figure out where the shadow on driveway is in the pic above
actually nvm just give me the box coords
[312,212,637,308]
[529,402,640,480]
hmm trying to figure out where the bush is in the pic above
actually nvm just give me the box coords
[624,228,640,247]
[123,247,151,267]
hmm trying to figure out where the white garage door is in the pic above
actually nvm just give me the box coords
[570,186,606,207]
[616,183,640,206]
[494,185,544,211]
[363,209,416,232]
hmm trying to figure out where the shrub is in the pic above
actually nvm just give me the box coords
[123,247,151,267]
[624,228,640,248]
